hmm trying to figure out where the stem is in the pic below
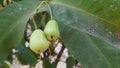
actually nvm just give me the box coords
[30,16,37,29]
[45,2,54,20]
[30,1,45,29]
[33,1,44,14]
[55,39,65,64]
[31,1,53,29]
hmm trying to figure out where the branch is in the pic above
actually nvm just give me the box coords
[55,39,65,64]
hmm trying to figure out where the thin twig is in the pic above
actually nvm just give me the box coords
[55,39,65,64]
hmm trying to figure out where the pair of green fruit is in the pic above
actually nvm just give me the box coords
[29,20,60,54]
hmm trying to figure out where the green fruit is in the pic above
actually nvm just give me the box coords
[44,20,60,42]
[30,29,49,54]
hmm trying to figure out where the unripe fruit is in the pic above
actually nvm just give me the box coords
[44,20,60,42]
[30,29,49,54]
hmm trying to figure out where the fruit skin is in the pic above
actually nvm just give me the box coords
[44,20,60,42]
[30,29,49,54]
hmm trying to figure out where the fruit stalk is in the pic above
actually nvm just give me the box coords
[45,2,54,20]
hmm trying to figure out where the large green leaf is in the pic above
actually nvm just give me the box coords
[0,1,2,4]
[0,1,41,65]
[43,59,56,68]
[50,1,120,42]
[58,23,120,68]
[0,0,120,68]
[37,0,120,68]
[66,56,75,68]
[17,40,38,66]
[53,0,120,30]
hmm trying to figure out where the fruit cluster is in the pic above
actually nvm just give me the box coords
[29,20,60,54]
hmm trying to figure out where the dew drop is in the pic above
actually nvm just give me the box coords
[109,31,112,34]
[19,7,22,11]
[108,4,118,11]
[109,4,114,8]
[87,27,96,33]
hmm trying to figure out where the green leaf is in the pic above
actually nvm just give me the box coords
[17,40,38,66]
[0,1,2,4]
[66,56,75,68]
[59,24,120,68]
[43,59,56,68]
[6,52,13,63]
[53,0,120,30]
[0,1,41,65]
[51,2,120,42]
[37,0,120,68]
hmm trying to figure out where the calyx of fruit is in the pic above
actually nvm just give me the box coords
[30,29,49,54]
[44,20,60,42]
